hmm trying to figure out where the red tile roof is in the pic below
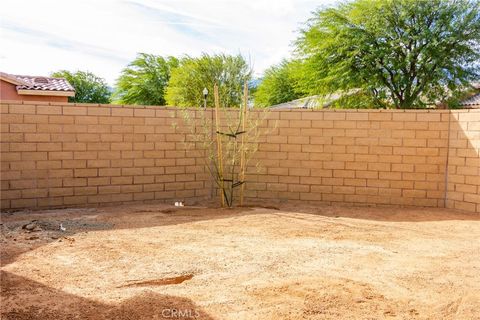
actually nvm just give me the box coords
[1,72,75,92]
[16,75,75,92]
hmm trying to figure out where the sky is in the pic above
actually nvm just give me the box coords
[0,0,337,86]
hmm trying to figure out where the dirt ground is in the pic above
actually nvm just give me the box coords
[1,203,479,319]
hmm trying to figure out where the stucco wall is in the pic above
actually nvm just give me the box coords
[0,80,69,103]
[0,101,479,213]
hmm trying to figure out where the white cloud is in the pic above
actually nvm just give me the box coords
[0,0,336,85]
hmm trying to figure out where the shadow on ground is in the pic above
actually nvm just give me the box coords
[2,202,480,268]
[0,205,253,267]
[1,271,214,320]
[274,202,480,222]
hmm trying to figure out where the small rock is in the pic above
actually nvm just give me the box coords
[32,226,42,232]
[26,236,39,240]
[23,223,36,231]
[22,220,40,231]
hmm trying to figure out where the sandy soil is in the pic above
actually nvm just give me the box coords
[1,203,479,319]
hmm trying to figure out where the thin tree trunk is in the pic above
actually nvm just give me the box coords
[239,82,248,205]
[214,84,225,207]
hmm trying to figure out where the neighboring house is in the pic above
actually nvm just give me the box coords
[270,95,322,110]
[459,93,480,109]
[270,86,480,110]
[270,94,344,110]
[269,91,357,109]
[0,72,75,102]
[457,83,480,109]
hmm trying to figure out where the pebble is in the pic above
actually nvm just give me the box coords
[24,223,36,231]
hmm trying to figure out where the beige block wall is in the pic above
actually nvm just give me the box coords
[1,101,479,213]
[0,102,209,209]
[245,110,451,208]
[446,111,480,212]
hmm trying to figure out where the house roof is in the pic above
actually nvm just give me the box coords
[269,92,349,110]
[270,95,323,110]
[459,93,480,108]
[0,72,75,96]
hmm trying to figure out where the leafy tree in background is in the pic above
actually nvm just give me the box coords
[51,70,111,103]
[114,53,179,105]
[165,53,252,108]
[294,0,480,109]
[254,59,306,107]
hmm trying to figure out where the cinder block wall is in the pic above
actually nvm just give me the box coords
[0,102,209,209]
[446,111,480,212]
[245,110,451,208]
[1,101,479,213]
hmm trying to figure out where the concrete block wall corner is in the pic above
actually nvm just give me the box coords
[1,101,479,213]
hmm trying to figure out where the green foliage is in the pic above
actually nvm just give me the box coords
[165,53,252,108]
[295,0,480,109]
[114,53,179,105]
[254,59,306,107]
[177,87,270,207]
[51,70,111,103]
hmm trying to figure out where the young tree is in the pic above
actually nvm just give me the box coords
[165,53,252,108]
[254,59,306,107]
[177,83,269,207]
[296,0,480,109]
[51,70,111,103]
[113,53,179,105]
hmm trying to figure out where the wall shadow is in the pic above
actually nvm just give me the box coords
[270,202,480,223]
[1,270,215,320]
[445,111,480,213]
[3,198,480,270]
[0,204,255,267]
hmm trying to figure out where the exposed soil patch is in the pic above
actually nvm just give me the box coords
[159,207,203,214]
[1,203,479,319]
[120,274,195,288]
[239,204,280,210]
